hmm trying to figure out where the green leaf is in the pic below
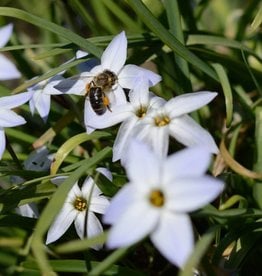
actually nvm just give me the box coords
[212,63,233,127]
[127,0,218,81]
[50,131,111,175]
[251,6,262,32]
[178,227,219,276]
[0,7,102,57]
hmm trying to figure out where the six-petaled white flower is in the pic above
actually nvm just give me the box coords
[0,24,21,80]
[54,31,161,133]
[130,91,219,158]
[103,139,224,268]
[46,170,111,250]
[0,91,33,159]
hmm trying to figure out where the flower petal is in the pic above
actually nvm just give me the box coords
[84,99,131,130]
[149,125,169,159]
[0,109,26,127]
[169,115,219,154]
[106,200,159,249]
[90,195,110,214]
[166,91,217,118]
[74,211,86,239]
[0,54,21,80]
[17,203,38,218]
[44,76,65,95]
[166,176,224,212]
[33,93,51,121]
[46,203,76,244]
[0,24,13,47]
[86,212,104,250]
[128,78,150,107]
[101,31,127,73]
[151,212,194,268]
[54,77,87,95]
[123,139,161,187]
[103,184,135,224]
[163,147,211,182]
[112,117,138,162]
[96,167,113,182]
[119,64,161,89]
[0,128,6,159]
[0,91,33,109]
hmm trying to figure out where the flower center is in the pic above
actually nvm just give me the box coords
[149,189,165,207]
[135,106,147,118]
[73,197,88,211]
[154,115,170,127]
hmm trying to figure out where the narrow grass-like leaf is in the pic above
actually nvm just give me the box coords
[219,195,248,210]
[102,0,142,33]
[251,6,262,32]
[89,247,129,276]
[127,0,218,81]
[50,131,111,175]
[254,107,262,172]
[0,7,102,57]
[13,57,90,93]
[220,138,262,179]
[241,50,262,97]
[22,259,144,275]
[178,227,219,276]
[5,128,36,145]
[55,232,107,253]
[187,35,262,62]
[212,63,233,127]
[163,0,191,92]
[91,0,118,33]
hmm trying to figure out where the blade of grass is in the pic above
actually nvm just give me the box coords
[102,0,142,33]
[89,247,129,276]
[212,63,233,127]
[127,0,218,81]
[178,227,219,276]
[163,0,192,92]
[0,7,102,57]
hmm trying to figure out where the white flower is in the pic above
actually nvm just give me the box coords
[0,24,21,80]
[103,140,224,268]
[28,75,65,122]
[130,91,219,158]
[46,170,111,250]
[85,79,165,162]
[0,91,33,159]
[54,31,161,132]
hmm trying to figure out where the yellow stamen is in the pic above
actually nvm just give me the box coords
[149,189,165,207]
[73,197,87,211]
[135,106,147,118]
[154,115,170,127]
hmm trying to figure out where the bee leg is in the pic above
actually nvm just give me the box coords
[102,94,112,112]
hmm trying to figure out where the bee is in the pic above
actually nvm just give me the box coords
[86,70,117,115]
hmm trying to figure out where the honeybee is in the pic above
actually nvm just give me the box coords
[86,70,117,115]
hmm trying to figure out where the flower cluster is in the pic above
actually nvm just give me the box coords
[0,28,224,269]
